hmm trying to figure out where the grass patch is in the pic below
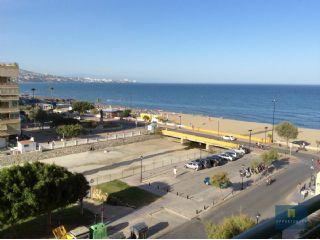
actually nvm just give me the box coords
[0,205,95,239]
[97,180,159,208]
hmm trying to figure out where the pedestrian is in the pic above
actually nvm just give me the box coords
[173,166,177,178]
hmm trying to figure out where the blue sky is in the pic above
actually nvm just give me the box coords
[1,0,319,84]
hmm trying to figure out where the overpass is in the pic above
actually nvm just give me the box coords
[162,129,239,150]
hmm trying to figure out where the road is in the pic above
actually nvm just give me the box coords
[160,147,317,238]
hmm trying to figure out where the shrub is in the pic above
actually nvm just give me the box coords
[211,172,231,188]
[56,124,85,138]
[206,214,255,238]
[261,148,279,166]
[72,101,94,114]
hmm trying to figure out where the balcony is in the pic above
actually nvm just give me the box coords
[0,108,19,114]
[0,87,19,95]
[0,95,19,101]
[0,117,20,125]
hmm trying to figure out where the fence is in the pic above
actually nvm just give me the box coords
[39,130,145,150]
[88,151,211,186]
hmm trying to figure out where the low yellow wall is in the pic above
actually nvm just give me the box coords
[162,129,239,149]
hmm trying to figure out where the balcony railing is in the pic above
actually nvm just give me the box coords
[0,108,19,113]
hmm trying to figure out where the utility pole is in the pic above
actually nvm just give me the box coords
[272,99,276,143]
[31,88,36,109]
[264,126,268,144]
[248,129,253,151]
[140,155,143,183]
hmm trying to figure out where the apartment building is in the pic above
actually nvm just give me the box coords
[0,63,21,148]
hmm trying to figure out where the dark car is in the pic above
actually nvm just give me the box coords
[207,155,226,166]
[240,146,251,154]
[200,158,213,168]
[191,159,204,170]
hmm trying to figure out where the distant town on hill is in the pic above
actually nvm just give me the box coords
[18,69,136,83]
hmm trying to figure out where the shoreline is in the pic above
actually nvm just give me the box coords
[24,95,320,148]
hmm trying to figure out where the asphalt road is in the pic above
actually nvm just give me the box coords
[159,130,317,239]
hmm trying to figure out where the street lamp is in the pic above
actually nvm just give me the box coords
[264,127,268,144]
[179,115,181,126]
[240,164,245,190]
[31,88,36,108]
[271,99,276,143]
[256,212,261,224]
[140,155,143,183]
[311,158,315,185]
[218,119,220,136]
[248,129,253,151]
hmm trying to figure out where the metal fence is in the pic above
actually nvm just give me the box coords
[88,151,211,186]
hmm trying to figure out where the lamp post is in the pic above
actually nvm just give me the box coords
[50,87,54,107]
[240,164,245,190]
[218,119,220,136]
[31,88,36,108]
[272,99,276,143]
[256,212,261,224]
[140,155,143,183]
[248,129,253,151]
[264,126,268,144]
[311,158,315,185]
[179,115,181,126]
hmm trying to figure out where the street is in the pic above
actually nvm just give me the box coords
[160,151,315,239]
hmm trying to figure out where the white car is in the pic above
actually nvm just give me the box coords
[222,135,236,141]
[233,148,246,155]
[218,153,235,161]
[185,162,200,171]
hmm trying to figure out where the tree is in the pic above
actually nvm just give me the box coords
[205,214,255,238]
[275,121,298,147]
[120,109,132,118]
[261,148,279,166]
[316,140,320,153]
[0,162,89,226]
[211,172,231,188]
[56,124,85,138]
[48,112,79,127]
[28,108,49,129]
[143,115,151,122]
[72,101,94,114]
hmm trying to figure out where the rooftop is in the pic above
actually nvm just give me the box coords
[0,62,19,78]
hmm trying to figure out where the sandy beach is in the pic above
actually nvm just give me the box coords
[162,111,320,148]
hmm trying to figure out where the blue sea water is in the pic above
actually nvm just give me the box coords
[20,83,320,129]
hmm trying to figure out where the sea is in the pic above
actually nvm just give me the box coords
[20,83,320,130]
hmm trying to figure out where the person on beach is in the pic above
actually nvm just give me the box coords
[173,166,177,178]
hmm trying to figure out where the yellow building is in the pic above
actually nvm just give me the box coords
[0,63,21,148]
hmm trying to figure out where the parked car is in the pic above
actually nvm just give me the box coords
[233,148,246,155]
[185,161,202,171]
[207,155,224,166]
[218,153,235,161]
[225,150,241,159]
[222,135,236,141]
[200,158,213,168]
[239,146,251,154]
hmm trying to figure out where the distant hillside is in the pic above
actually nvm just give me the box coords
[18,69,136,83]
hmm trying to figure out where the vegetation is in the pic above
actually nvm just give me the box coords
[0,162,89,227]
[205,214,255,238]
[72,101,94,114]
[316,140,320,152]
[261,148,279,166]
[143,115,151,122]
[49,113,79,127]
[275,121,298,147]
[102,121,122,130]
[120,109,132,118]
[97,180,158,208]
[80,120,98,129]
[28,108,49,128]
[56,124,85,138]
[211,172,231,188]
[250,159,262,169]
[0,205,94,239]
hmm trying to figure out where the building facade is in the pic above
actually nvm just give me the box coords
[0,63,21,148]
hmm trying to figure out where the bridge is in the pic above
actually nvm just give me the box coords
[162,129,239,150]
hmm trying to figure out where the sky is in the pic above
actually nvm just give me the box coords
[0,0,320,84]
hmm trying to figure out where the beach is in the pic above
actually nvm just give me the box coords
[163,111,320,148]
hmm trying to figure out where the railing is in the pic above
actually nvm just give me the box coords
[235,194,320,239]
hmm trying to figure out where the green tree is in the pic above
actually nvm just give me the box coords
[211,172,231,188]
[28,108,49,129]
[48,113,79,127]
[261,148,279,166]
[72,101,94,114]
[120,109,132,118]
[275,121,298,147]
[143,115,151,122]
[316,140,320,153]
[56,124,85,138]
[205,214,255,238]
[0,162,89,227]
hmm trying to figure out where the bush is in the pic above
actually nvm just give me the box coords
[261,148,279,166]
[120,109,132,118]
[206,214,255,238]
[80,120,98,129]
[72,101,94,114]
[56,124,85,138]
[49,113,79,127]
[211,172,231,188]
